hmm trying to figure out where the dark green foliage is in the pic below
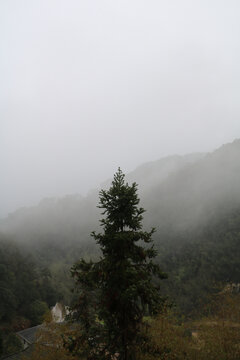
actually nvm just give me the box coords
[0,332,3,356]
[3,332,23,356]
[70,169,166,360]
[28,300,49,325]
[158,208,240,315]
[0,329,23,358]
[0,236,58,325]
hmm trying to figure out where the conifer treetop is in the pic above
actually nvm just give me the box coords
[98,168,145,232]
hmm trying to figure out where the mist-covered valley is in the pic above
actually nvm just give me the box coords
[2,1,240,357]
[1,139,240,316]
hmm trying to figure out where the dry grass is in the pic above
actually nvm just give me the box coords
[142,293,240,360]
[22,293,240,359]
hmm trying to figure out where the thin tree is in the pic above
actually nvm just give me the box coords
[69,168,166,360]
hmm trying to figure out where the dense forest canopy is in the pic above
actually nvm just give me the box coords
[0,235,59,325]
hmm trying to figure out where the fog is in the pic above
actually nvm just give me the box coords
[2,140,240,239]
[1,0,240,217]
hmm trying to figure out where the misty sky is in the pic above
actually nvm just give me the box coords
[1,0,240,218]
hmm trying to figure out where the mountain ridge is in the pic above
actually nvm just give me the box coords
[1,138,240,313]
[1,139,240,242]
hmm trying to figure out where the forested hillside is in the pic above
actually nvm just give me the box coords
[158,207,240,313]
[0,235,61,357]
[144,139,240,232]
[1,140,240,315]
[0,152,205,242]
[0,235,59,325]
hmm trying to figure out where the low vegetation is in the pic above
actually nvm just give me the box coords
[21,291,240,360]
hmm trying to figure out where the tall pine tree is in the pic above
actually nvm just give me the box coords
[70,169,166,360]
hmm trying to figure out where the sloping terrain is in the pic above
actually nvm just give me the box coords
[1,139,240,312]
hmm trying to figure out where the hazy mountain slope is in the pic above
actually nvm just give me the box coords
[102,153,205,195]
[159,206,240,313]
[0,152,204,243]
[1,139,240,247]
[0,140,238,243]
[143,139,240,233]
[1,140,240,254]
[1,139,240,312]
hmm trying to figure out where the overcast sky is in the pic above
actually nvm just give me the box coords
[1,0,240,218]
